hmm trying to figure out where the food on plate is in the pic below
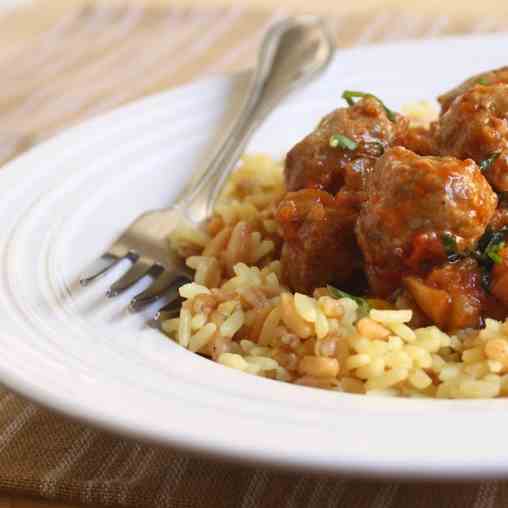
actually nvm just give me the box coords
[437,84,508,192]
[165,67,508,399]
[276,189,362,293]
[284,93,408,193]
[438,66,508,113]
[356,146,497,297]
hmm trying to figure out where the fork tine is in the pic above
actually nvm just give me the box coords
[154,295,185,321]
[129,271,190,311]
[79,253,135,287]
[106,257,155,297]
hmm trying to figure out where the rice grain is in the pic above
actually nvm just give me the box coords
[162,154,508,399]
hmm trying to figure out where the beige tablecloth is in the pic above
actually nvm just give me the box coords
[1,3,508,507]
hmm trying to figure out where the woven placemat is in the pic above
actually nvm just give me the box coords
[1,3,508,507]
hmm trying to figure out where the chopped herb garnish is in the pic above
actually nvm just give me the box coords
[441,233,458,258]
[327,285,370,315]
[479,152,500,172]
[477,77,490,85]
[480,229,507,266]
[486,241,505,264]
[329,134,358,151]
[472,227,508,291]
[342,90,396,122]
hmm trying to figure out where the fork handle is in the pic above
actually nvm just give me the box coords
[177,16,335,223]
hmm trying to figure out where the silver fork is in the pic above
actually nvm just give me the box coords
[80,16,335,316]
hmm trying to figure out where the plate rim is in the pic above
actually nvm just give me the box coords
[3,32,508,480]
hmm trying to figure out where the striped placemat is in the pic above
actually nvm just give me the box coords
[1,3,508,507]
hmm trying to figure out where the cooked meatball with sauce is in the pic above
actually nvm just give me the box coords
[437,84,508,192]
[276,189,362,294]
[356,146,498,297]
[278,95,407,293]
[490,207,508,230]
[398,124,438,156]
[274,78,508,330]
[438,66,508,114]
[284,96,408,194]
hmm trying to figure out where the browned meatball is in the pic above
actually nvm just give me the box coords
[284,97,408,194]
[398,124,438,156]
[276,189,362,294]
[438,66,508,114]
[490,207,508,230]
[356,146,497,297]
[437,84,508,192]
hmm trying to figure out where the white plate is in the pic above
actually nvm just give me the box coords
[2,34,508,480]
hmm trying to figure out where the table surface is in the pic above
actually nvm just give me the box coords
[0,0,503,506]
[0,500,89,508]
[1,0,506,49]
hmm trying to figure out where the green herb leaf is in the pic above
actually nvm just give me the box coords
[327,285,370,315]
[329,134,358,151]
[479,152,500,172]
[483,232,506,265]
[341,90,397,122]
[441,233,458,257]
[477,77,490,85]
[474,227,508,291]
[487,241,505,264]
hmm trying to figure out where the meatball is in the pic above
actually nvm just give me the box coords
[276,189,362,294]
[284,96,408,194]
[438,66,508,114]
[398,125,438,156]
[437,84,508,192]
[356,146,497,297]
[490,207,508,230]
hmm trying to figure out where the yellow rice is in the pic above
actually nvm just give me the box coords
[164,153,508,399]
